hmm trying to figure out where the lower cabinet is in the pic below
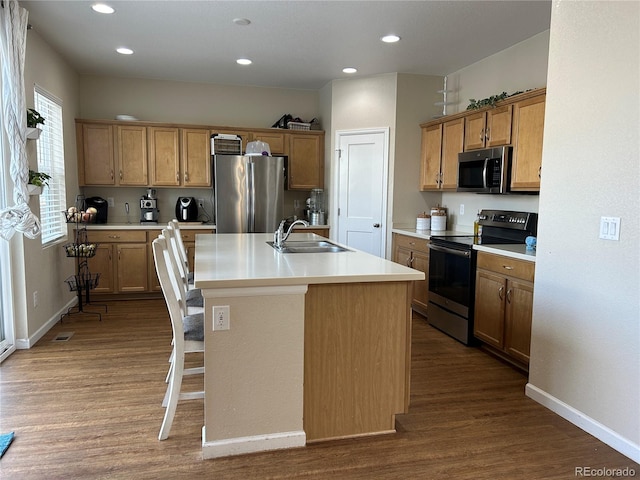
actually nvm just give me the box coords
[392,233,429,315]
[86,230,149,293]
[474,251,535,368]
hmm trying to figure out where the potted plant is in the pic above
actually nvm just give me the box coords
[28,169,51,195]
[26,108,45,140]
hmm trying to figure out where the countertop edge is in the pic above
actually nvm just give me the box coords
[392,227,536,262]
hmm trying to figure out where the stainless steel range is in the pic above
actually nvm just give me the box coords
[427,210,537,345]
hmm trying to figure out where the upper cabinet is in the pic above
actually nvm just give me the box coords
[77,123,115,185]
[181,128,211,187]
[77,120,324,190]
[251,131,286,155]
[420,118,464,191]
[464,105,512,151]
[419,88,545,193]
[148,127,180,186]
[286,133,324,190]
[510,93,545,191]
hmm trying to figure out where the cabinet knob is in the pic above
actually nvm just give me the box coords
[119,170,123,180]
[498,285,504,300]
[538,166,542,179]
[184,172,189,182]
[506,288,512,304]
[502,265,514,270]
[373,223,381,228]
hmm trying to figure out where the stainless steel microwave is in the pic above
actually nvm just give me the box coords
[457,146,512,194]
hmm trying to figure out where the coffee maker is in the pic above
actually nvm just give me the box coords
[140,188,159,224]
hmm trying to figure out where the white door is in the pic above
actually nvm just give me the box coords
[336,129,388,257]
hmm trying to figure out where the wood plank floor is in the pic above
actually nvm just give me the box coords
[1,299,637,479]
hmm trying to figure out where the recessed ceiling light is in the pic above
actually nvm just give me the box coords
[92,3,115,14]
[236,58,252,66]
[116,47,134,55]
[233,18,251,26]
[381,35,401,43]
[342,67,357,74]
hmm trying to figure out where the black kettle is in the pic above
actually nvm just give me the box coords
[175,197,198,222]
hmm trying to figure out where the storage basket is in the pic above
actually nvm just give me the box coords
[63,242,98,258]
[65,273,101,292]
[287,121,311,131]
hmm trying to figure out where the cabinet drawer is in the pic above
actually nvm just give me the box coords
[477,251,534,282]
[87,230,148,243]
[393,234,429,253]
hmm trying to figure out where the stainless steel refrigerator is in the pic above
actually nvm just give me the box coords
[213,155,285,233]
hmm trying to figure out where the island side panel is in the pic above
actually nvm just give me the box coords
[202,288,306,458]
[304,281,412,442]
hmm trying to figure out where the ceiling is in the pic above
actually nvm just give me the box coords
[20,0,552,91]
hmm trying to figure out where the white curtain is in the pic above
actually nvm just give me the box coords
[0,0,40,240]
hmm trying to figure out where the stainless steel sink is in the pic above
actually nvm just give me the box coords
[267,240,351,253]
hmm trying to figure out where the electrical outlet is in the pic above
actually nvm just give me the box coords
[107,197,115,207]
[197,198,205,208]
[459,204,465,215]
[33,291,39,308]
[212,305,230,331]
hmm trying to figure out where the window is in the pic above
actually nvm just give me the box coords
[34,86,66,245]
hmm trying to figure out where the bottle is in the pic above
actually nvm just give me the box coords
[474,211,482,237]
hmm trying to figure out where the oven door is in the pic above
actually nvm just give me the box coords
[427,243,475,318]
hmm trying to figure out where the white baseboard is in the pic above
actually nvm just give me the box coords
[526,383,640,463]
[201,428,306,459]
[15,297,77,349]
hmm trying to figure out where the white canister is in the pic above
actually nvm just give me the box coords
[431,213,447,231]
[416,216,430,230]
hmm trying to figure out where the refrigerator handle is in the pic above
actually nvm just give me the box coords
[246,158,255,232]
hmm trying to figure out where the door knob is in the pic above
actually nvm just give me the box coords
[373,223,381,228]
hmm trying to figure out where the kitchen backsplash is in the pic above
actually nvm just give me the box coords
[79,187,312,225]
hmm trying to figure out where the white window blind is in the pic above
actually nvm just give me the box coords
[34,86,67,245]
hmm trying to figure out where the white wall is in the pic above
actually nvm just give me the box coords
[527,0,639,462]
[18,30,80,343]
[326,73,443,253]
[446,30,550,115]
[79,75,319,128]
[440,31,550,231]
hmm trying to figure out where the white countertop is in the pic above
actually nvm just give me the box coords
[392,227,536,262]
[194,232,425,289]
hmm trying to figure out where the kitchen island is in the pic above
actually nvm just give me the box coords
[194,233,424,459]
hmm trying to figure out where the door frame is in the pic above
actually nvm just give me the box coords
[332,127,390,257]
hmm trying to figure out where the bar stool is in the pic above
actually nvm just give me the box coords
[152,235,204,441]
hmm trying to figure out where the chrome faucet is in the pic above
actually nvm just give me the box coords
[274,219,309,248]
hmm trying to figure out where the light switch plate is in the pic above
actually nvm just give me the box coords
[599,216,621,241]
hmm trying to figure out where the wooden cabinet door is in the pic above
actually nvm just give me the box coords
[441,118,465,190]
[287,134,323,190]
[411,249,430,313]
[474,270,506,349]
[419,124,442,190]
[79,123,115,185]
[116,125,148,186]
[511,94,545,191]
[486,105,512,147]
[504,279,534,364]
[252,131,286,155]
[464,111,486,151]
[149,127,180,186]
[88,244,115,293]
[116,244,148,292]
[181,128,211,187]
